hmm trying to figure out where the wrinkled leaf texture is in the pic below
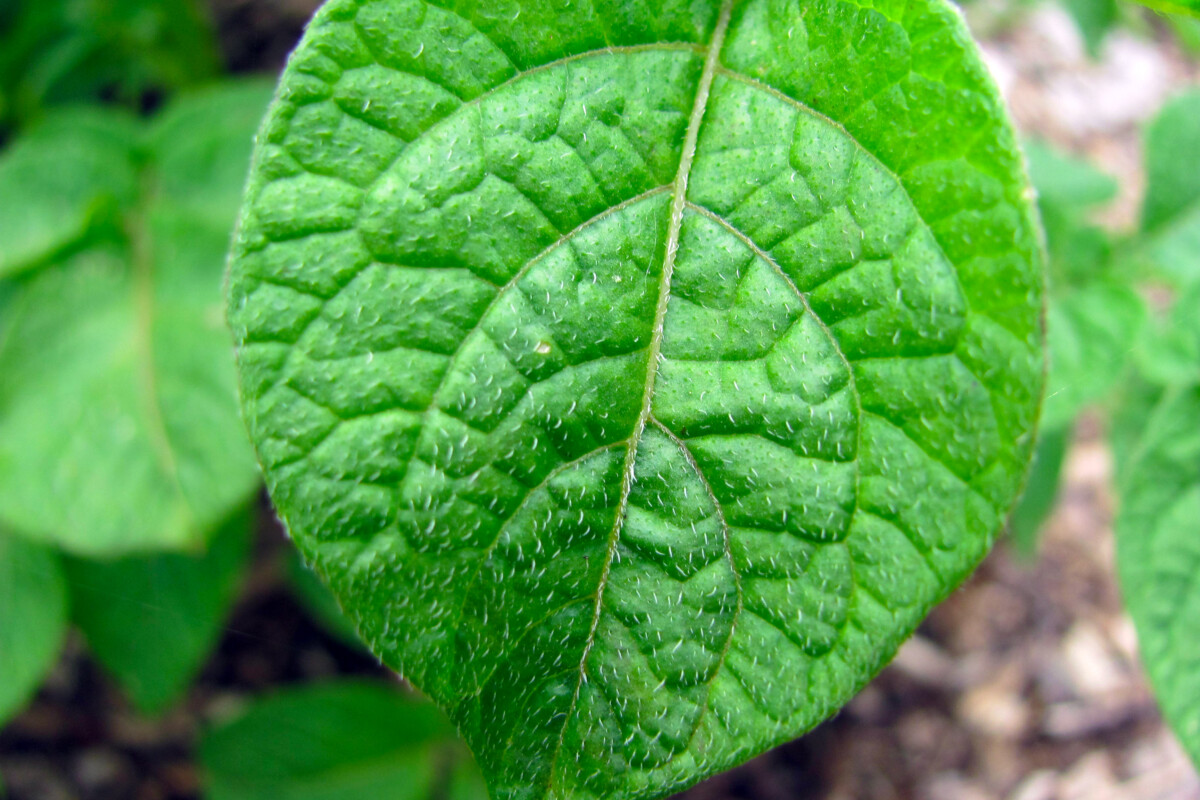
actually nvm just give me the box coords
[227,1,1045,798]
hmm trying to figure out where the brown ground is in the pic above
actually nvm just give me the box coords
[2,3,1199,799]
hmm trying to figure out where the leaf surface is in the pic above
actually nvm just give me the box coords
[227,1,1045,797]
[200,681,483,800]
[1116,382,1200,766]
[1141,91,1200,285]
[0,531,68,725]
[0,84,268,555]
[64,509,253,714]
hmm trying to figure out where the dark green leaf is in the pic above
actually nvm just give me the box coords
[286,550,363,648]
[0,531,68,725]
[64,510,253,714]
[228,2,1045,797]
[1008,425,1070,558]
[200,681,484,800]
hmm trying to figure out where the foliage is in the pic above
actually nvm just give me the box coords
[63,510,254,714]
[0,84,268,728]
[1010,90,1200,765]
[0,532,68,724]
[1,0,1199,798]
[0,83,268,555]
[200,682,487,800]
[0,0,220,139]
[227,1,1044,797]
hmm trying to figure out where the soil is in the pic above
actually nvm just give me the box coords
[2,2,1199,799]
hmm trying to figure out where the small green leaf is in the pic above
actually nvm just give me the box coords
[1025,140,1118,215]
[286,550,364,648]
[1007,425,1070,558]
[1141,90,1200,284]
[1043,282,1145,428]
[0,83,269,555]
[200,681,484,800]
[1115,381,1200,767]
[228,2,1045,797]
[0,107,140,278]
[63,509,253,714]
[1061,0,1119,56]
[0,530,69,725]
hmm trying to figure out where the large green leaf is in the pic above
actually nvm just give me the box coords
[0,531,69,725]
[200,681,484,800]
[227,2,1044,797]
[0,84,268,555]
[64,509,253,714]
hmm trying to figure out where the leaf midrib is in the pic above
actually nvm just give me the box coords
[543,1,736,793]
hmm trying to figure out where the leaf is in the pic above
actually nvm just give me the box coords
[1008,425,1070,559]
[1130,0,1200,16]
[1043,282,1145,428]
[1061,0,1119,56]
[1141,90,1200,284]
[1025,140,1118,215]
[63,509,253,714]
[1115,382,1200,767]
[1024,140,1117,290]
[0,530,69,725]
[286,549,365,648]
[0,107,140,278]
[0,84,268,556]
[227,2,1045,797]
[0,0,220,133]
[200,681,485,800]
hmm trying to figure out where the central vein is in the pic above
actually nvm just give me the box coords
[549,0,735,784]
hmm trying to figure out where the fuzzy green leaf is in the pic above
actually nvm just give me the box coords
[228,2,1045,797]
[0,531,69,725]
[64,509,253,714]
[200,681,484,800]
[0,84,268,555]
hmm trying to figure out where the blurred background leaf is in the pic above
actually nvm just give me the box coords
[200,682,486,800]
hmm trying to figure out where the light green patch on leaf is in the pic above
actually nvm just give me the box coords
[0,530,69,725]
[0,83,269,556]
[227,1,1045,797]
[63,509,253,715]
[200,681,484,800]
[1115,380,1200,767]
[1141,90,1200,285]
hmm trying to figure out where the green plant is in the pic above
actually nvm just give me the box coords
[1008,89,1200,765]
[226,1,1045,798]
[0,81,269,718]
[0,0,221,140]
[3,1,1200,799]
